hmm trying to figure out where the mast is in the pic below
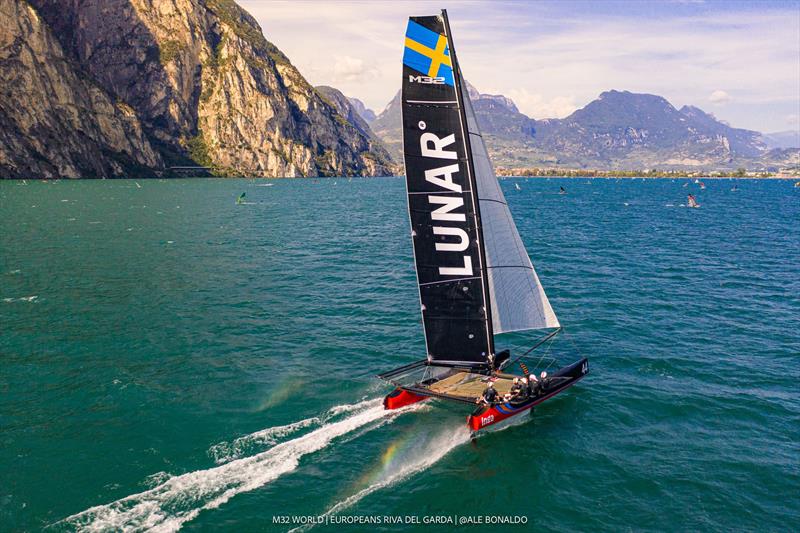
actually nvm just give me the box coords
[440,9,496,360]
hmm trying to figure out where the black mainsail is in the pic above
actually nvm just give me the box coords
[401,10,558,369]
[382,9,587,431]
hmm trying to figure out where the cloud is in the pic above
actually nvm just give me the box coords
[503,89,578,119]
[709,90,732,105]
[331,56,379,82]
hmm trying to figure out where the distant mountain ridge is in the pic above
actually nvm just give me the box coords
[370,86,798,171]
[760,130,800,150]
[346,96,377,123]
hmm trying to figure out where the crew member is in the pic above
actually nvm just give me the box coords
[479,382,497,404]
[509,378,527,401]
[518,377,529,400]
[528,373,539,396]
[539,371,549,392]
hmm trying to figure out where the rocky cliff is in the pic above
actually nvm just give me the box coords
[0,0,162,179]
[1,0,392,178]
[315,85,392,167]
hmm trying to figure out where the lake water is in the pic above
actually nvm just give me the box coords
[1,177,798,531]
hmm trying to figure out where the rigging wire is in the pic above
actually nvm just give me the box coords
[506,327,562,369]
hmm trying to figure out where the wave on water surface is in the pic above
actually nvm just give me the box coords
[290,423,471,533]
[54,398,420,532]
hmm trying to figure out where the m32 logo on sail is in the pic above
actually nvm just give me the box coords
[409,75,445,84]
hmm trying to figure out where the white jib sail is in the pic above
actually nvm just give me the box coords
[459,77,560,333]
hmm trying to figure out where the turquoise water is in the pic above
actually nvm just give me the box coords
[1,177,798,532]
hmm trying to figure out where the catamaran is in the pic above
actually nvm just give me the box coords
[378,10,588,434]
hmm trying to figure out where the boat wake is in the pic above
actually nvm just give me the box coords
[3,295,38,303]
[209,398,376,464]
[208,415,320,465]
[53,398,420,532]
[289,423,471,533]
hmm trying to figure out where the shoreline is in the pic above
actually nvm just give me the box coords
[2,174,800,181]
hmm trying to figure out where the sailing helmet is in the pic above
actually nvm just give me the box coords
[541,371,548,379]
[487,381,494,388]
[529,373,537,381]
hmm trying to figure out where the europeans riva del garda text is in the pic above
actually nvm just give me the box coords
[273,514,528,526]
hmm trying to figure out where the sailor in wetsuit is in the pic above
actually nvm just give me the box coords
[507,378,526,402]
[527,373,539,396]
[479,382,498,405]
[539,371,549,392]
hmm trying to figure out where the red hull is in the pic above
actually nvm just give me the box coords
[468,370,586,432]
[468,402,533,432]
[384,388,429,410]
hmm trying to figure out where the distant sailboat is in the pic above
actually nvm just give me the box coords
[559,186,567,195]
[699,181,706,190]
[379,9,587,434]
[515,182,521,191]
[236,192,246,205]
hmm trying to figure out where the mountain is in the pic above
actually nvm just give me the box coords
[532,91,768,168]
[371,86,795,171]
[370,91,402,162]
[315,85,392,166]
[0,0,162,179]
[760,130,800,150]
[346,97,376,124]
[370,82,539,163]
[0,0,391,178]
[463,81,537,143]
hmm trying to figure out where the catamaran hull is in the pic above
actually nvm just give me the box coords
[468,358,588,433]
[384,388,429,410]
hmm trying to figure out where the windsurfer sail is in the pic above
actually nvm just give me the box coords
[236,192,246,205]
[378,10,587,433]
[687,194,700,208]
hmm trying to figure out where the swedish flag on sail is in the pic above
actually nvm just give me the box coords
[403,20,454,86]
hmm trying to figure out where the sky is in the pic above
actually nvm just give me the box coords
[238,0,800,133]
